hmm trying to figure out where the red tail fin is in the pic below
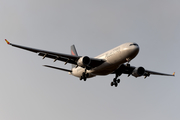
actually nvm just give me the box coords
[71,45,78,68]
[71,45,78,56]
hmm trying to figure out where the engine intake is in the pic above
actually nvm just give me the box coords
[132,67,145,77]
[77,56,91,68]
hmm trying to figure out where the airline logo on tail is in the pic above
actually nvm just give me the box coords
[71,50,76,56]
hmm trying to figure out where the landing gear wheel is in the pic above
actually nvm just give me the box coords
[114,82,118,87]
[82,72,86,77]
[113,78,117,83]
[111,73,121,87]
[86,73,89,78]
[117,79,120,83]
[111,82,114,86]
[82,72,87,81]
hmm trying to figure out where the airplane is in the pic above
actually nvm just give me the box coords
[5,39,175,87]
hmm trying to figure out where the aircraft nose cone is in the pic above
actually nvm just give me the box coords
[134,45,139,53]
[132,45,139,56]
[127,43,140,59]
[121,42,140,60]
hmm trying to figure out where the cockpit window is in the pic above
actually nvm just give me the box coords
[129,43,138,46]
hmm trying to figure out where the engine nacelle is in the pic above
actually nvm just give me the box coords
[132,67,145,77]
[77,56,91,68]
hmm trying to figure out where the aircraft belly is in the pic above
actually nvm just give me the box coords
[90,62,121,75]
[71,67,96,78]
[91,51,127,75]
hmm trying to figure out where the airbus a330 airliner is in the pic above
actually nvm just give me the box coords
[5,39,175,87]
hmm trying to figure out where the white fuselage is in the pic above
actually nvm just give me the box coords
[70,43,139,79]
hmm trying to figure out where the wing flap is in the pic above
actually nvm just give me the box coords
[38,52,77,64]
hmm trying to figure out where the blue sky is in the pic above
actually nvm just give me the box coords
[0,0,179,120]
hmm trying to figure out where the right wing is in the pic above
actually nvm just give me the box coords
[145,70,175,76]
[5,39,105,68]
[114,64,175,78]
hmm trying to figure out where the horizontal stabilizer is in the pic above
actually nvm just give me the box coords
[43,65,72,72]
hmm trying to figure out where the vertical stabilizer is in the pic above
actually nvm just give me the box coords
[71,45,78,68]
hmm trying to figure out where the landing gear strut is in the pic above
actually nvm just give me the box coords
[126,58,131,67]
[111,73,121,87]
[126,63,130,67]
[80,68,89,81]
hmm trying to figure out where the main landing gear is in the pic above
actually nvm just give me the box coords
[80,69,89,81]
[110,63,131,87]
[111,78,120,87]
[111,74,121,87]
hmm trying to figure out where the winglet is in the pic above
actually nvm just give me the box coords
[5,39,10,45]
[173,72,175,76]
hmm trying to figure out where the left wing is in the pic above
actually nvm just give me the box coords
[114,64,175,78]
[5,39,105,68]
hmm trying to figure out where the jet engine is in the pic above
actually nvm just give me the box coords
[132,67,145,77]
[77,56,91,68]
